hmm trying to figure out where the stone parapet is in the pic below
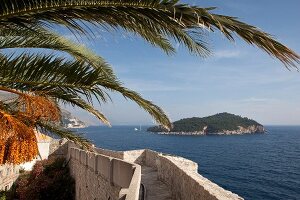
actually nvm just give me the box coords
[68,144,141,200]
[157,155,242,200]
[92,147,244,200]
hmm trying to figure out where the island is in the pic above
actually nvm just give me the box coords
[147,112,265,135]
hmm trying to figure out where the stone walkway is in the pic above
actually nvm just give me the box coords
[141,166,173,200]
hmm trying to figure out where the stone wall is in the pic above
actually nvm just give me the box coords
[96,147,243,200]
[95,147,124,160]
[67,145,141,200]
[157,155,242,200]
[0,164,20,191]
[123,150,145,164]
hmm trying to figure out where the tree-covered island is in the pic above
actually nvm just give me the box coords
[147,113,265,135]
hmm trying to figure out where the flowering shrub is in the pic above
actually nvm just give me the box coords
[15,157,75,200]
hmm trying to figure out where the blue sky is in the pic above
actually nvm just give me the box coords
[66,0,300,126]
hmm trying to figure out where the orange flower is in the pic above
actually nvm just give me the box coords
[0,110,39,164]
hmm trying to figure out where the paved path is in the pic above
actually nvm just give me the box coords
[141,166,173,200]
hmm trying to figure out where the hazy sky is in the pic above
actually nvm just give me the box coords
[65,0,300,126]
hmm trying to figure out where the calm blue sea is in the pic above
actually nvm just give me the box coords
[80,126,300,200]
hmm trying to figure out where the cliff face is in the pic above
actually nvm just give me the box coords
[147,113,265,135]
[61,110,86,128]
[154,125,265,135]
[213,125,265,135]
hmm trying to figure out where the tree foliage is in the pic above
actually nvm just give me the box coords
[148,112,263,133]
[0,0,299,164]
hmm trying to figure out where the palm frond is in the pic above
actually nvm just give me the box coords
[0,0,298,66]
[0,26,117,77]
[0,0,212,57]
[0,53,110,103]
[37,121,92,149]
[47,92,111,126]
[0,53,171,129]
[0,54,111,125]
[99,81,172,130]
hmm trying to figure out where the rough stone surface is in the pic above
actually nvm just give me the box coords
[96,147,124,159]
[123,150,145,164]
[0,164,20,191]
[101,148,243,200]
[157,155,243,200]
[59,142,244,200]
[70,159,121,200]
[68,146,141,200]
[49,138,68,156]
[141,166,173,200]
[144,149,161,169]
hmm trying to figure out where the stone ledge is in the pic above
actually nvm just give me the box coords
[64,142,244,200]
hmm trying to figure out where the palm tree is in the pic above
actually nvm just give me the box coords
[0,0,299,164]
[0,28,172,164]
[0,51,171,164]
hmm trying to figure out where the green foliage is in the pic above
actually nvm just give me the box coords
[0,53,172,130]
[148,112,262,133]
[15,157,75,200]
[0,0,298,67]
[0,0,298,158]
[0,191,6,200]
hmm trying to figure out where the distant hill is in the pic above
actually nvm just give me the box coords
[61,110,86,128]
[147,112,265,135]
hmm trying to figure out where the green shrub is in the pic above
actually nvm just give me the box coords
[0,191,6,200]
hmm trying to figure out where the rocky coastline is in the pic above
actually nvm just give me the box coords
[153,125,265,135]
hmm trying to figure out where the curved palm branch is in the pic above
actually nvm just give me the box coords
[0,0,298,66]
[0,26,117,78]
[0,53,172,129]
[37,121,92,149]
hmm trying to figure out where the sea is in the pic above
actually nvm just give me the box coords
[79,125,300,200]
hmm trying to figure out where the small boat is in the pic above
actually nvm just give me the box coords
[134,125,142,132]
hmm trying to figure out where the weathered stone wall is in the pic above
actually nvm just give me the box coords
[157,155,242,200]
[67,145,141,200]
[49,138,68,156]
[123,150,145,164]
[69,152,121,200]
[144,149,161,169]
[95,147,124,159]
[94,148,243,200]
[0,164,20,191]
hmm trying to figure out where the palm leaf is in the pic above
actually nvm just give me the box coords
[47,92,111,126]
[0,0,298,66]
[0,53,171,129]
[37,121,92,149]
[0,26,117,77]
